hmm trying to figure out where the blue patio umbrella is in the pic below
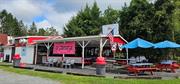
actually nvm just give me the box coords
[154,40,180,48]
[121,38,154,49]
[120,38,154,64]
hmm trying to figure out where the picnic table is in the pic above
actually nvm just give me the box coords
[127,63,157,76]
[116,59,136,65]
[156,60,179,73]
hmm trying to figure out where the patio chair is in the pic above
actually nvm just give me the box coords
[46,58,54,67]
[63,59,75,69]
[55,58,63,67]
[129,57,136,64]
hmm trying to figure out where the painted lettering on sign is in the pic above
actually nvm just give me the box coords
[53,42,75,54]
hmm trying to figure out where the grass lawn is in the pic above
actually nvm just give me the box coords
[0,63,180,84]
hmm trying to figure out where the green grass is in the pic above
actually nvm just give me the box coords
[0,63,180,84]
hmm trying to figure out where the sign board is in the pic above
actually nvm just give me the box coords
[21,47,26,56]
[102,24,119,35]
[111,43,117,52]
[53,41,75,54]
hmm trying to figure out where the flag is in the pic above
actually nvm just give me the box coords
[111,43,117,52]
[107,28,114,45]
[118,43,123,51]
[107,28,116,52]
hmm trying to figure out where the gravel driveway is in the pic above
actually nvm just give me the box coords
[0,70,60,84]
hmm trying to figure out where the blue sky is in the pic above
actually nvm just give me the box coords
[0,0,132,34]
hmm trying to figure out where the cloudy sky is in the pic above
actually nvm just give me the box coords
[0,0,132,34]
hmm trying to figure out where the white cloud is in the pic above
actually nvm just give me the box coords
[0,0,42,22]
[0,0,131,34]
[36,20,52,29]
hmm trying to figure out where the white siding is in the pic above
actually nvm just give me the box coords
[15,45,35,64]
[3,47,12,62]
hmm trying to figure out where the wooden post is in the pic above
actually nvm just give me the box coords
[62,42,65,62]
[82,41,85,69]
[99,38,108,57]
[126,48,129,64]
[46,43,50,61]
[99,38,103,57]
[78,41,90,69]
[35,43,38,64]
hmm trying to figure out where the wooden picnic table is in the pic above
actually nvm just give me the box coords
[127,63,157,76]
[156,60,179,73]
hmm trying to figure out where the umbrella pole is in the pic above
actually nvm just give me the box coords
[126,48,128,64]
[113,51,116,58]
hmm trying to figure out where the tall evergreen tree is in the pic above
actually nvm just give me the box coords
[119,0,154,41]
[102,6,119,24]
[152,0,175,42]
[0,10,27,36]
[46,27,59,36]
[64,2,102,37]
[28,22,37,35]
[38,28,46,36]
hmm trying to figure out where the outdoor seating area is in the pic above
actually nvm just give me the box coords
[42,58,76,69]
[32,37,180,77]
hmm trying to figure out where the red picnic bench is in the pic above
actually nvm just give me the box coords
[127,64,157,76]
[156,63,179,73]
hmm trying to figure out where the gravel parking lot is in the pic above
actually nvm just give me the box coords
[0,70,60,84]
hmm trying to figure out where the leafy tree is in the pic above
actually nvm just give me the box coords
[18,20,28,35]
[172,0,180,43]
[119,0,154,41]
[46,27,59,36]
[28,22,37,35]
[0,10,25,36]
[152,0,175,42]
[37,28,46,36]
[102,6,119,25]
[64,2,102,37]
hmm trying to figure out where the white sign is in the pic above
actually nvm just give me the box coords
[111,43,117,52]
[102,24,119,35]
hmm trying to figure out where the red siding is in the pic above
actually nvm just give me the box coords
[0,34,7,45]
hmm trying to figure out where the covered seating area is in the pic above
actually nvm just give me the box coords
[34,35,127,69]
[121,38,180,76]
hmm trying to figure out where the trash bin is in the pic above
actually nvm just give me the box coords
[12,54,21,67]
[96,57,106,75]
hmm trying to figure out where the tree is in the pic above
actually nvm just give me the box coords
[119,0,154,41]
[0,10,27,36]
[152,0,175,42]
[64,2,102,37]
[18,20,28,35]
[172,0,180,43]
[102,6,119,24]
[46,27,59,36]
[37,28,46,36]
[28,22,37,35]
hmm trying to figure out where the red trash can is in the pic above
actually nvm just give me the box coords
[96,57,106,75]
[12,54,21,67]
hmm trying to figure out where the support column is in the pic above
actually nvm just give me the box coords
[126,48,129,64]
[82,41,85,69]
[44,42,53,61]
[62,42,65,62]
[78,41,90,69]
[46,43,50,61]
[99,38,108,57]
[99,38,103,57]
[35,43,38,64]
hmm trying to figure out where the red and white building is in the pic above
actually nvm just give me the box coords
[3,36,61,64]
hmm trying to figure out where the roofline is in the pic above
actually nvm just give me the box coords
[13,36,50,39]
[36,34,128,43]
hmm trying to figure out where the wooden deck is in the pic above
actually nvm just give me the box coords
[12,64,180,79]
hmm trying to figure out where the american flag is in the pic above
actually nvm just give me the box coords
[107,28,114,45]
